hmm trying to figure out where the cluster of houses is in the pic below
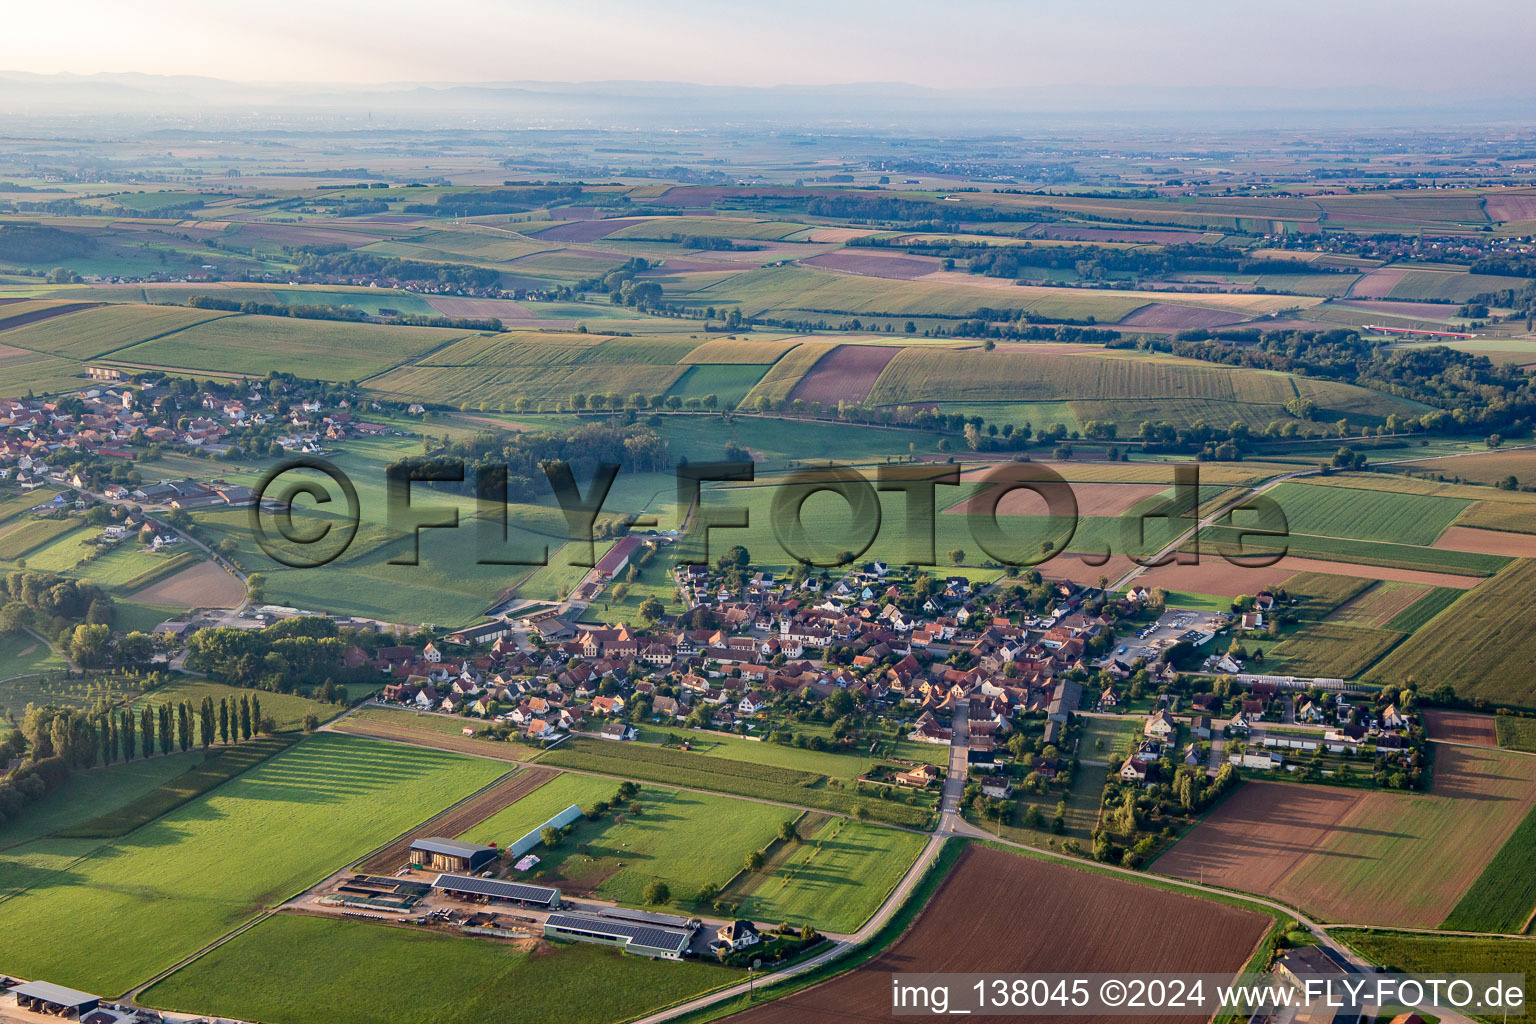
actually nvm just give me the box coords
[0,380,397,486]
[1108,682,1422,787]
[369,558,1160,757]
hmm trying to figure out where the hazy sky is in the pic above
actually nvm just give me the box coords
[3,0,1533,91]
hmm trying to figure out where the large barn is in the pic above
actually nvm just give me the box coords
[431,873,561,909]
[544,910,694,959]
[11,980,101,1020]
[409,837,499,873]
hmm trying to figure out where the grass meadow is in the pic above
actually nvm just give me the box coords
[0,733,505,995]
[462,773,786,912]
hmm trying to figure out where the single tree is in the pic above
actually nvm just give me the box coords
[642,880,671,905]
[158,704,172,756]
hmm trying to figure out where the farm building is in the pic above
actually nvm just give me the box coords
[409,837,500,873]
[593,536,643,582]
[11,980,101,1019]
[544,910,694,959]
[444,619,513,645]
[431,874,562,910]
[508,803,585,858]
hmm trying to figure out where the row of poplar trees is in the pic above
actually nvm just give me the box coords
[90,693,265,765]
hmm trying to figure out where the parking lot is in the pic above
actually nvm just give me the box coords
[1108,607,1230,665]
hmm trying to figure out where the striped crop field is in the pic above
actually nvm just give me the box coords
[0,303,232,360]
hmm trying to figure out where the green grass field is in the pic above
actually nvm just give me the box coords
[0,516,81,560]
[142,912,735,1024]
[54,735,298,839]
[1496,716,1536,753]
[0,487,62,525]
[108,313,469,380]
[0,733,506,995]
[1439,804,1536,933]
[0,749,208,851]
[727,816,926,933]
[0,303,230,359]
[666,363,769,406]
[128,679,333,732]
[1268,622,1405,678]
[1198,524,1508,577]
[1264,481,1469,546]
[535,737,931,828]
[462,773,786,913]
[1383,586,1465,633]
[1369,559,1536,704]
[0,630,69,688]
[1333,930,1536,1024]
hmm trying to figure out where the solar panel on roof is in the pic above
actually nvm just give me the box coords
[432,873,559,904]
[545,912,691,954]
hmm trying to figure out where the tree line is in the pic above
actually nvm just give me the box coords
[0,693,271,829]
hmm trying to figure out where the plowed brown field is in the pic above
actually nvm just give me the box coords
[1422,709,1499,748]
[731,845,1270,1024]
[787,344,900,406]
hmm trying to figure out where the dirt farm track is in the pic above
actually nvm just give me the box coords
[728,845,1270,1024]
[354,767,554,874]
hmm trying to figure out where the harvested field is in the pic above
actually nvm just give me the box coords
[1117,303,1249,329]
[424,296,538,320]
[1347,267,1408,298]
[129,559,244,608]
[794,226,882,243]
[1134,555,1481,598]
[786,344,899,406]
[1486,191,1536,222]
[948,481,1169,519]
[1156,783,1365,893]
[1422,710,1499,749]
[1161,746,1536,928]
[1040,552,1138,583]
[528,218,646,242]
[679,336,805,364]
[1335,299,1463,320]
[1433,525,1536,557]
[1400,448,1536,488]
[801,250,943,280]
[730,844,1271,1024]
[1323,581,1428,628]
[1025,224,1209,244]
[331,715,532,762]
[354,767,552,874]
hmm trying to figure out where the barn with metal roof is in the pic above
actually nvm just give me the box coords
[409,838,499,873]
[544,911,694,959]
[431,873,561,909]
[12,980,101,1019]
